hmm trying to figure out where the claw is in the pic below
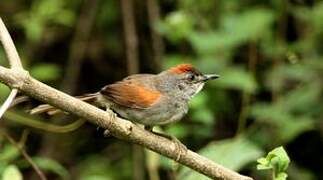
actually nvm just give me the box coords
[170,135,187,161]
[145,128,187,161]
[103,129,111,137]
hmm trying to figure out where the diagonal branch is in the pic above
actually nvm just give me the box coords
[0,18,253,180]
[0,18,23,119]
[0,18,23,69]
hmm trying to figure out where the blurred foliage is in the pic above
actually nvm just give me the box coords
[30,63,61,81]
[257,146,290,180]
[1,0,323,179]
[15,0,76,42]
[178,136,263,180]
[2,165,23,180]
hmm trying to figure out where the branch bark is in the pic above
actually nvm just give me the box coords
[0,18,252,180]
[0,18,23,119]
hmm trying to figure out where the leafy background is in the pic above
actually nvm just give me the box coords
[0,0,323,179]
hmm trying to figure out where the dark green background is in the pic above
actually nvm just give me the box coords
[0,0,322,179]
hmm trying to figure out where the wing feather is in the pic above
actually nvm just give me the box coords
[100,79,161,109]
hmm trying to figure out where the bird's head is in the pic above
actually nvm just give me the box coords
[160,64,219,99]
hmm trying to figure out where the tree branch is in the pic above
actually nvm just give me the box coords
[0,18,252,180]
[0,18,23,69]
[0,18,23,119]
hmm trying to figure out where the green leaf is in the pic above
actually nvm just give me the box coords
[189,9,274,55]
[190,31,234,54]
[276,172,288,180]
[32,157,69,179]
[2,165,23,180]
[257,146,290,180]
[269,147,290,172]
[14,0,75,42]
[178,136,263,180]
[276,84,321,114]
[215,66,257,93]
[251,103,314,142]
[266,64,316,91]
[30,63,61,81]
[221,9,274,42]
[158,11,193,43]
[0,144,20,162]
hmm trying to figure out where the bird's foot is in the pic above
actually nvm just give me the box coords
[145,127,187,161]
[103,129,111,137]
[105,108,117,119]
[96,127,111,137]
[100,108,117,137]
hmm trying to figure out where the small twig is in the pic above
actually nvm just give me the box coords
[2,131,47,180]
[18,129,30,145]
[4,111,86,133]
[9,95,30,108]
[0,89,18,118]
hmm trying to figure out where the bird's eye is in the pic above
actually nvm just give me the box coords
[187,73,195,81]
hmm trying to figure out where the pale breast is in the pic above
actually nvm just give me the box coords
[111,96,189,126]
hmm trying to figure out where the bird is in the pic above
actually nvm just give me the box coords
[30,64,219,158]
[31,64,219,126]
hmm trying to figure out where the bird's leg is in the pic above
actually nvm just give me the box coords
[102,108,117,137]
[144,126,187,161]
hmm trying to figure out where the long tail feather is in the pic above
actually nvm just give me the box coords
[30,93,98,115]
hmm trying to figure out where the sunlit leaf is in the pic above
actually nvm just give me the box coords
[158,11,193,43]
[2,165,22,180]
[257,146,290,180]
[178,136,263,180]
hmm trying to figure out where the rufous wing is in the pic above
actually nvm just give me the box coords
[100,80,161,109]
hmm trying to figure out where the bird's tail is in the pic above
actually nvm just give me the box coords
[29,93,98,115]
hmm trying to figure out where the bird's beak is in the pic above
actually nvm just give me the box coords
[203,74,220,81]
